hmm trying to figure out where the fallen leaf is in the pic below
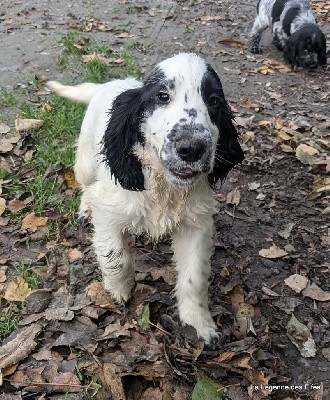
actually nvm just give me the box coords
[246,369,272,397]
[262,286,280,297]
[306,176,330,200]
[232,301,256,339]
[97,23,113,32]
[65,248,83,263]
[322,348,330,361]
[240,98,260,109]
[258,120,272,126]
[0,123,10,134]
[259,244,288,259]
[219,38,246,48]
[277,130,292,141]
[295,143,319,165]
[24,289,52,313]
[0,135,20,153]
[284,274,309,293]
[234,115,255,128]
[96,321,131,341]
[302,283,330,302]
[138,303,150,331]
[21,212,48,232]
[1,363,18,377]
[150,266,176,285]
[141,387,162,400]
[62,167,78,189]
[15,119,43,133]
[229,285,245,312]
[0,266,7,283]
[101,363,126,399]
[7,199,27,212]
[278,222,294,239]
[201,15,224,21]
[248,181,260,191]
[115,32,135,38]
[257,65,275,75]
[87,282,118,311]
[0,197,5,215]
[287,314,316,358]
[226,187,240,206]
[0,323,42,369]
[4,276,32,301]
[280,144,295,153]
[192,376,225,400]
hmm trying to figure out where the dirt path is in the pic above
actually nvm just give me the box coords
[1,0,329,399]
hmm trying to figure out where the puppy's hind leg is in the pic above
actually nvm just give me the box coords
[92,209,135,303]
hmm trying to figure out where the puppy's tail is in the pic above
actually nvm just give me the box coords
[46,81,101,104]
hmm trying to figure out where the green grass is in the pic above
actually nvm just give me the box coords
[0,89,18,107]
[12,263,42,290]
[58,31,141,80]
[0,302,20,341]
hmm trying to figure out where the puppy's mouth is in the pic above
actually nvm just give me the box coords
[169,167,199,179]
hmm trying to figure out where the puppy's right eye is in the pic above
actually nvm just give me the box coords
[157,92,170,103]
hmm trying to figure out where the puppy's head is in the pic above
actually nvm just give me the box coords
[284,24,327,69]
[103,53,244,190]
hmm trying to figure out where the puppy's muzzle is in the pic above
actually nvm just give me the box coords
[175,138,206,162]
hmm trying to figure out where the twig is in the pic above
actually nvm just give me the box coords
[6,380,86,388]
[217,383,241,392]
[148,320,174,337]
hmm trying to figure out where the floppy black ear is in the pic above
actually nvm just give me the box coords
[208,107,245,188]
[102,87,146,191]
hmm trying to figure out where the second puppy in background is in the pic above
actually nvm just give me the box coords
[250,0,326,69]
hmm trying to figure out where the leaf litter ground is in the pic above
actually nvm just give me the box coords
[0,0,329,399]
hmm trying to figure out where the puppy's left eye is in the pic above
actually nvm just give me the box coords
[157,92,171,103]
[209,95,220,107]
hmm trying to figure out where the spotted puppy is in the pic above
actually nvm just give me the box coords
[250,0,326,69]
[47,53,244,345]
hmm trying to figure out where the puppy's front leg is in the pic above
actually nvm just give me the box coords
[250,14,269,54]
[172,221,219,344]
[92,210,135,303]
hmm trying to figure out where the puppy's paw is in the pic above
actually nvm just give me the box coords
[178,301,219,343]
[104,279,136,303]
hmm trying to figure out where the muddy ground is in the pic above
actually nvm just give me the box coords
[0,0,329,399]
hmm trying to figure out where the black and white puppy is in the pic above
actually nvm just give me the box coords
[250,0,327,69]
[47,53,244,344]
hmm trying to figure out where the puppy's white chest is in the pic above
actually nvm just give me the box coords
[126,188,189,239]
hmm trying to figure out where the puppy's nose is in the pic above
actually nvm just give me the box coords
[175,139,206,162]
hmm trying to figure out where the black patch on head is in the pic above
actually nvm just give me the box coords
[271,0,287,24]
[168,78,176,90]
[201,65,244,187]
[102,67,167,191]
[184,108,197,118]
[282,6,300,37]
